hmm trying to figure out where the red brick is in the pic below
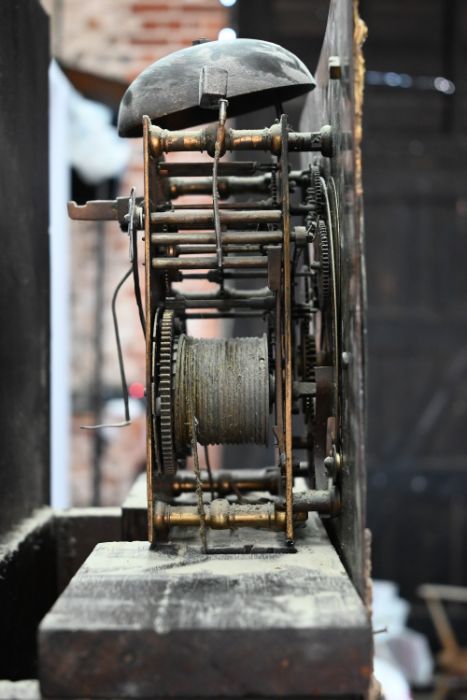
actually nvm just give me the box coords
[142,20,181,29]
[131,3,171,11]
[55,0,228,506]
[130,37,173,45]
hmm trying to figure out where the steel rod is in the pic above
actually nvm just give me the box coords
[158,162,303,180]
[167,174,273,199]
[150,209,281,228]
[151,231,283,245]
[281,116,294,544]
[174,244,264,254]
[166,201,274,210]
[143,115,154,542]
[152,255,268,270]
[174,286,272,300]
[182,271,269,280]
[165,297,274,310]
[182,311,267,319]
[155,468,281,496]
[289,488,341,515]
[157,161,272,177]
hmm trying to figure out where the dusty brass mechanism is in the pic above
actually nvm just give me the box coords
[69,38,344,549]
[154,500,308,537]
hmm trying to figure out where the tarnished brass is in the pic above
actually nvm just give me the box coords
[149,124,332,158]
[167,175,273,199]
[67,200,118,221]
[143,115,154,542]
[287,487,341,516]
[281,115,294,544]
[155,468,281,497]
[153,499,307,535]
[68,38,346,549]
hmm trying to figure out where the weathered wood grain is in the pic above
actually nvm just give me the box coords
[0,0,50,538]
[299,0,368,600]
[55,507,122,592]
[121,474,147,541]
[39,516,372,698]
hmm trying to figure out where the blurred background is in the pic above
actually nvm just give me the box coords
[4,0,467,695]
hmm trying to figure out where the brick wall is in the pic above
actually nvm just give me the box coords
[49,0,229,81]
[43,0,229,505]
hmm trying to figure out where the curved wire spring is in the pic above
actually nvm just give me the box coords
[81,266,132,430]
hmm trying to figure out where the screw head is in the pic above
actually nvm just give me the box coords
[342,351,351,367]
[324,445,343,478]
[329,56,342,80]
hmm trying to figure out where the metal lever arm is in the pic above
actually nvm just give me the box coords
[68,196,143,228]
[67,200,118,221]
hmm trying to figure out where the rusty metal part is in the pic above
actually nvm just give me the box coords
[143,115,155,541]
[152,255,268,270]
[166,286,274,311]
[150,208,281,229]
[314,366,334,490]
[159,161,305,179]
[315,219,331,309]
[174,334,269,448]
[67,13,364,560]
[167,174,273,199]
[173,244,265,255]
[324,444,343,480]
[321,177,341,442]
[199,64,228,109]
[149,123,332,158]
[189,267,315,282]
[152,232,283,246]
[155,463,309,498]
[156,467,281,497]
[312,165,323,209]
[286,487,341,516]
[68,200,118,221]
[152,230,307,247]
[158,161,271,177]
[304,164,322,234]
[175,286,272,301]
[302,334,317,418]
[280,115,294,545]
[212,98,228,267]
[169,200,275,211]
[158,310,177,475]
[125,80,337,547]
[67,186,303,223]
[166,298,274,312]
[68,196,144,227]
[267,247,285,465]
[153,499,307,535]
[118,38,315,135]
[182,311,267,320]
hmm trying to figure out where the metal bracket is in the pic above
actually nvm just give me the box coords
[199,66,228,109]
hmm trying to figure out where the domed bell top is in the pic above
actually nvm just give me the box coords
[117,38,315,136]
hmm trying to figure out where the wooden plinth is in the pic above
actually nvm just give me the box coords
[121,472,147,541]
[39,515,371,698]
